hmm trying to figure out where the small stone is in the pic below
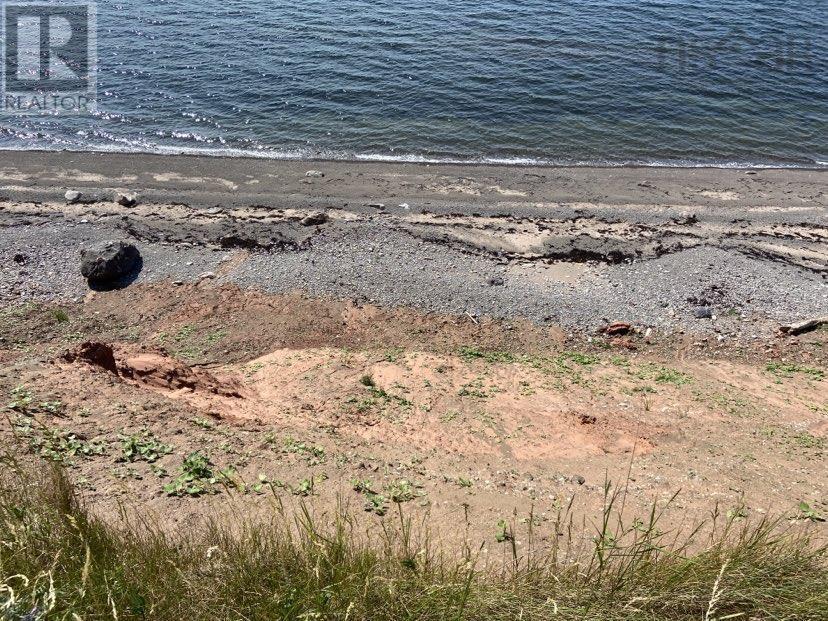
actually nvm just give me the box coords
[693,306,713,319]
[199,272,216,280]
[672,211,698,225]
[12,253,27,265]
[300,212,328,226]
[115,192,138,207]
[305,170,325,178]
[487,276,505,287]
[572,475,586,485]
[65,190,82,203]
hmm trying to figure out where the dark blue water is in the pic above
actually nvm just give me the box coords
[2,0,826,166]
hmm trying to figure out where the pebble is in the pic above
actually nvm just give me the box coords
[65,190,82,203]
[300,212,329,226]
[115,192,138,207]
[693,306,713,319]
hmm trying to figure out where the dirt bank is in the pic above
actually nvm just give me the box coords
[1,283,825,544]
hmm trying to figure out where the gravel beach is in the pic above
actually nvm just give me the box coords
[1,150,825,338]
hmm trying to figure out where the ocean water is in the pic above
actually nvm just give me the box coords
[1,0,826,167]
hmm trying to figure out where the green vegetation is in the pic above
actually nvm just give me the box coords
[791,432,825,450]
[156,324,228,360]
[454,347,601,390]
[190,416,216,430]
[458,378,491,399]
[634,363,693,386]
[457,346,517,364]
[0,458,826,619]
[6,385,64,417]
[383,347,405,363]
[456,347,599,371]
[284,438,327,465]
[797,502,826,523]
[118,430,173,463]
[352,478,388,515]
[163,451,225,497]
[766,362,826,381]
[51,308,70,323]
[11,417,105,464]
[440,410,461,423]
[386,478,419,504]
[291,473,327,497]
[345,377,414,417]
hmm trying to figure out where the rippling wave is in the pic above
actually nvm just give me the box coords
[1,0,825,167]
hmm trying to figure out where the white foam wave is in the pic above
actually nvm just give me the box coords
[0,138,823,170]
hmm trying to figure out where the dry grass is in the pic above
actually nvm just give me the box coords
[1,453,826,620]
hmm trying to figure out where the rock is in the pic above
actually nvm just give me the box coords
[115,192,138,207]
[198,272,216,281]
[601,321,632,336]
[693,306,713,319]
[672,211,698,225]
[487,276,505,286]
[12,253,27,265]
[572,475,586,485]
[300,212,328,226]
[64,190,82,203]
[779,316,828,336]
[62,341,118,374]
[305,170,325,178]
[79,241,140,285]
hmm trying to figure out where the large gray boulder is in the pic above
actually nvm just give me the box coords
[80,241,141,285]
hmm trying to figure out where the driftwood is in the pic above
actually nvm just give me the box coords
[779,317,828,336]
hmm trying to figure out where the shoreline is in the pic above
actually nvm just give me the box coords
[1,146,825,172]
[0,148,826,209]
